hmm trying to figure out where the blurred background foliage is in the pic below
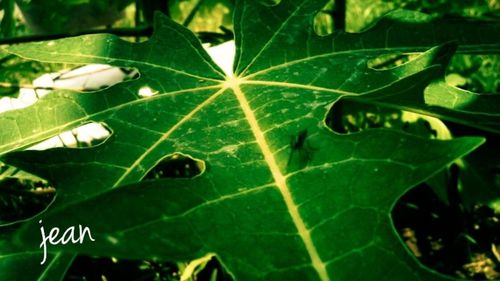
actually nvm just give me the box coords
[0,0,499,280]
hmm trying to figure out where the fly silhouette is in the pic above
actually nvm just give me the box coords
[286,129,317,172]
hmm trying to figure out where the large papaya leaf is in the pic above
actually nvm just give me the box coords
[0,0,497,280]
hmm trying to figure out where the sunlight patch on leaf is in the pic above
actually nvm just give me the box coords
[205,40,236,77]
[28,122,111,150]
[138,86,159,97]
[50,64,138,91]
[0,64,138,114]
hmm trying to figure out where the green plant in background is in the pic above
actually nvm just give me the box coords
[15,0,134,34]
[447,54,500,94]
[0,0,499,281]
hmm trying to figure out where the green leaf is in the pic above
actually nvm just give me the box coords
[0,252,74,281]
[16,0,133,34]
[0,1,497,281]
[363,76,500,134]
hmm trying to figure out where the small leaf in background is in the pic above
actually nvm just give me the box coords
[0,0,15,38]
[0,175,55,226]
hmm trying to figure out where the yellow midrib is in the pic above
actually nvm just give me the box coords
[229,78,330,281]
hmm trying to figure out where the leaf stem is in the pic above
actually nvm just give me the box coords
[182,0,205,27]
[0,26,154,45]
[332,0,346,31]
[0,27,232,45]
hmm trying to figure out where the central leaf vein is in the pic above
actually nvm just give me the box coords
[231,80,330,281]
